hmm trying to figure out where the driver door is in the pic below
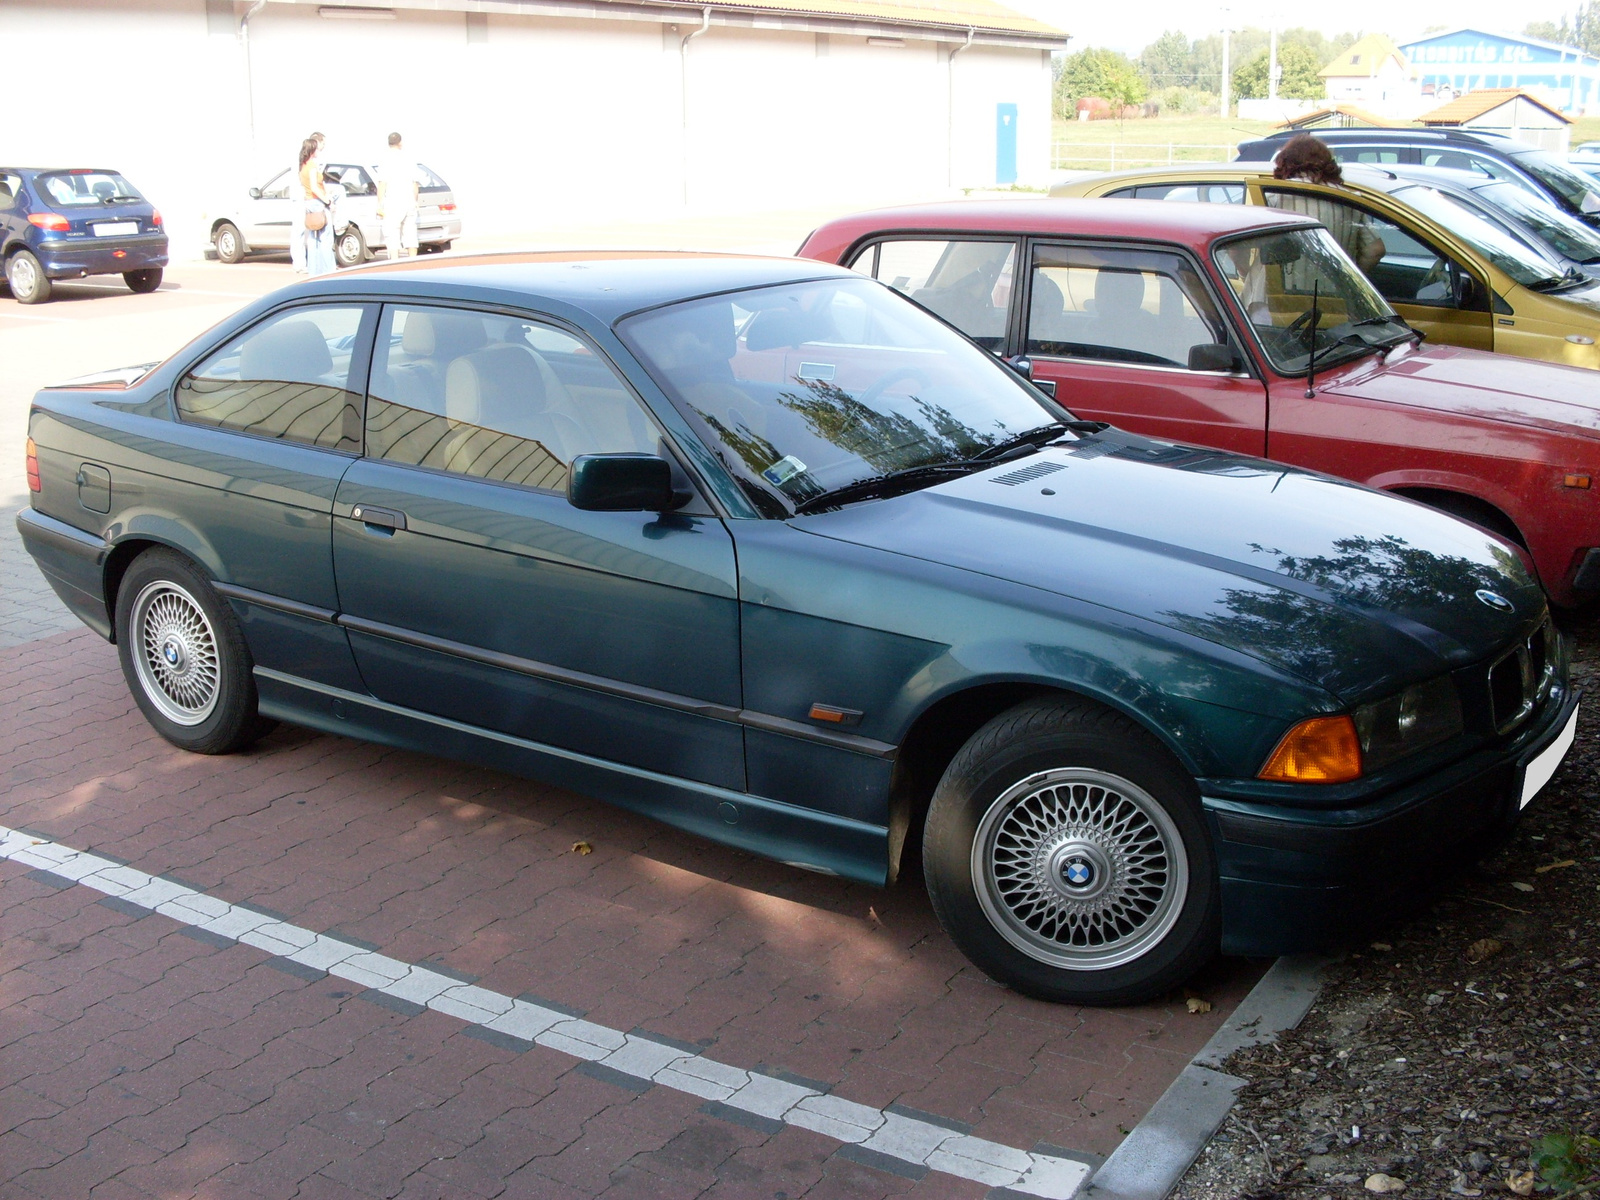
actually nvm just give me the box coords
[245,169,296,249]
[1260,186,1494,352]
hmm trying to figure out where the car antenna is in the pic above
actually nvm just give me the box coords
[1304,280,1321,399]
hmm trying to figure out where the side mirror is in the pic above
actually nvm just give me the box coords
[248,187,262,200]
[1187,343,1243,372]
[568,454,677,512]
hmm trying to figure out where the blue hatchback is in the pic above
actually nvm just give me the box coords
[0,167,168,304]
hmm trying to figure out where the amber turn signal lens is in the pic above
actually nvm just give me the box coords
[25,437,41,493]
[1564,473,1591,489]
[1258,715,1362,783]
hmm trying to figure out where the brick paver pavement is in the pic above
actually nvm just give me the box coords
[0,616,1265,1198]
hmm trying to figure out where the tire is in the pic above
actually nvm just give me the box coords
[213,222,245,264]
[124,268,162,294]
[421,240,451,254]
[6,250,51,303]
[923,696,1219,1005]
[335,225,367,268]
[114,548,271,754]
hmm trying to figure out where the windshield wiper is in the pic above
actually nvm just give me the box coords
[103,194,141,204]
[791,462,981,515]
[1529,265,1589,292]
[969,422,1072,462]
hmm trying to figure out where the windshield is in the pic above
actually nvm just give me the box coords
[1212,227,1403,375]
[1512,149,1600,214]
[1389,185,1563,287]
[618,277,1062,516]
[35,171,143,206]
[1477,182,1600,264]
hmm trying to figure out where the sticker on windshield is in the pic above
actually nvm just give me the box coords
[762,455,808,487]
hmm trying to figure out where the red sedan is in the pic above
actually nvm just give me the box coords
[798,200,1600,606]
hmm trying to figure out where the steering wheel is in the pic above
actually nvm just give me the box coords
[858,367,935,407]
[1284,307,1318,335]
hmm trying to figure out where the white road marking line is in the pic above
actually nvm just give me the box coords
[0,824,1090,1197]
[0,311,73,322]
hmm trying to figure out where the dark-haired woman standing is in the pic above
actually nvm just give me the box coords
[1269,133,1385,274]
[298,137,334,277]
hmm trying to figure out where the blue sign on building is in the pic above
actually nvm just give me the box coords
[1399,27,1600,113]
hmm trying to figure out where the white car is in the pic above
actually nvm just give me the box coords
[205,162,461,266]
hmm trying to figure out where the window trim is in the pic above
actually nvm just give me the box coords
[362,299,715,512]
[1020,235,1259,381]
[169,300,379,456]
[1104,182,1248,204]
[841,231,1025,352]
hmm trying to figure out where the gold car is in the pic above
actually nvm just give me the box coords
[1052,163,1600,369]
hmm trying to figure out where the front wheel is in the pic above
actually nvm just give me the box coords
[6,250,51,303]
[335,225,367,267]
[124,268,162,293]
[214,222,245,264]
[923,696,1218,1005]
[115,549,272,754]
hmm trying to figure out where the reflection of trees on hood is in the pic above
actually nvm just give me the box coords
[776,378,1003,474]
[1162,534,1527,694]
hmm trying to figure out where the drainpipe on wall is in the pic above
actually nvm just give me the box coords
[240,0,268,158]
[680,6,711,207]
[947,27,974,189]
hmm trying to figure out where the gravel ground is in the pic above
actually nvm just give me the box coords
[1176,606,1600,1200]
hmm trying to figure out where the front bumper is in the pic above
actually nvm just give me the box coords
[34,233,169,278]
[1209,683,1581,956]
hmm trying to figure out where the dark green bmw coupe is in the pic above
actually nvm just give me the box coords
[17,251,1579,1004]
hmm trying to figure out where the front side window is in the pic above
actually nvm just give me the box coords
[365,305,659,490]
[851,238,1017,350]
[177,305,370,450]
[1214,227,1408,375]
[36,171,143,206]
[330,165,374,196]
[1026,244,1229,369]
[619,277,1060,517]
[260,171,291,200]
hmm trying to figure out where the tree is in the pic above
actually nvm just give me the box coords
[1056,47,1147,116]
[1233,43,1325,101]
[1140,30,1194,89]
[1525,4,1600,54]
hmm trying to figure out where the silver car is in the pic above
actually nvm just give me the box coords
[206,162,461,266]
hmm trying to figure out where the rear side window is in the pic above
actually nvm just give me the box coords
[0,172,20,211]
[849,238,1017,350]
[177,305,372,451]
[1332,147,1405,165]
[1110,183,1245,204]
[365,305,659,491]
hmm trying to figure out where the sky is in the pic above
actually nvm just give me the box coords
[1001,0,1584,54]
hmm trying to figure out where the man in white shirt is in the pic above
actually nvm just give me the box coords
[375,132,426,260]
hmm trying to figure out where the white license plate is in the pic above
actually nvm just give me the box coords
[1520,703,1579,808]
[93,221,139,237]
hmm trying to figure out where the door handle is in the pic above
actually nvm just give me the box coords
[350,504,406,531]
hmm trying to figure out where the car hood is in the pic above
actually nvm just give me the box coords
[1323,342,1600,438]
[793,433,1541,704]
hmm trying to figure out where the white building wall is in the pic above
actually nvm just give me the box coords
[6,1,1053,257]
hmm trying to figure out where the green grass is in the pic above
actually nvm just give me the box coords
[1050,113,1600,169]
[1050,115,1280,169]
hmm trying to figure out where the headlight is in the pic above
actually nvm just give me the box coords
[1353,675,1463,772]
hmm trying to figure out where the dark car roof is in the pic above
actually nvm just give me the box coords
[2,167,127,177]
[1241,128,1539,154]
[294,250,854,323]
[805,198,1313,250]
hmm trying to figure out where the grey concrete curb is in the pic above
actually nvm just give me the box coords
[1078,954,1331,1200]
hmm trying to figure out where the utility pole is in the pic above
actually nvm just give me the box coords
[1269,27,1280,104]
[1220,10,1232,119]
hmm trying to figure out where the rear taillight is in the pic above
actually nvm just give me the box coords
[28,213,70,232]
[438,203,456,212]
[25,437,41,493]
[151,209,163,227]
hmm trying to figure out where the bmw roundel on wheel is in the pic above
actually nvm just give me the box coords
[17,250,1579,1004]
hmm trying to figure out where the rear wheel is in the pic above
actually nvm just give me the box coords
[421,240,451,254]
[213,222,245,264]
[6,250,51,303]
[923,696,1218,1005]
[115,549,272,754]
[335,225,367,267]
[124,268,162,293]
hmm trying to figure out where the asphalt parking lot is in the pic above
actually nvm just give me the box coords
[1,239,1269,1198]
